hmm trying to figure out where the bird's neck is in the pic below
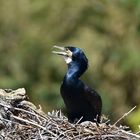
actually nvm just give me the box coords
[64,63,86,84]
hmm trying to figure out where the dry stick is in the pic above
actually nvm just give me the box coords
[12,115,46,130]
[104,119,110,124]
[76,117,83,124]
[15,107,46,120]
[0,102,11,108]
[101,134,127,139]
[113,106,136,126]
[0,102,46,120]
[11,115,57,137]
[0,117,30,128]
[120,129,140,138]
[27,105,48,119]
[135,125,140,135]
[136,131,140,135]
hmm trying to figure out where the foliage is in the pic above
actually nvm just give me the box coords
[0,0,139,131]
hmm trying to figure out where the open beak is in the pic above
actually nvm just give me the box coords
[52,45,72,57]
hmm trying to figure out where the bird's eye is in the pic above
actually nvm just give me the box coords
[65,48,69,52]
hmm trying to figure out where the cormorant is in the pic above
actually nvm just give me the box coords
[52,46,102,123]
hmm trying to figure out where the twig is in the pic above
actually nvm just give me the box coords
[120,129,140,139]
[136,131,140,135]
[76,117,83,124]
[135,125,140,135]
[0,117,30,128]
[0,102,46,120]
[12,115,57,137]
[14,107,46,120]
[113,106,136,125]
[0,102,11,108]
[101,134,127,139]
[12,115,46,130]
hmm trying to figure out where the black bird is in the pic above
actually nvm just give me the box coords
[52,46,102,123]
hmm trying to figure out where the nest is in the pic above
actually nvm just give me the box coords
[0,88,140,140]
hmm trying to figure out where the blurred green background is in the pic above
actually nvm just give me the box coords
[0,0,140,131]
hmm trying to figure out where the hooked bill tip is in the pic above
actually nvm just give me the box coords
[53,45,65,51]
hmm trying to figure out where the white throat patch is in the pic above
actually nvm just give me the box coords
[63,56,72,64]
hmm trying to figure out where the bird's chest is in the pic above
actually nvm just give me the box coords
[61,84,82,97]
[60,82,89,112]
[61,80,82,97]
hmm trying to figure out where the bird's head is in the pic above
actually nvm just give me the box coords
[52,46,88,76]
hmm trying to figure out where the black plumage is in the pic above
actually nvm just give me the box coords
[52,46,102,123]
